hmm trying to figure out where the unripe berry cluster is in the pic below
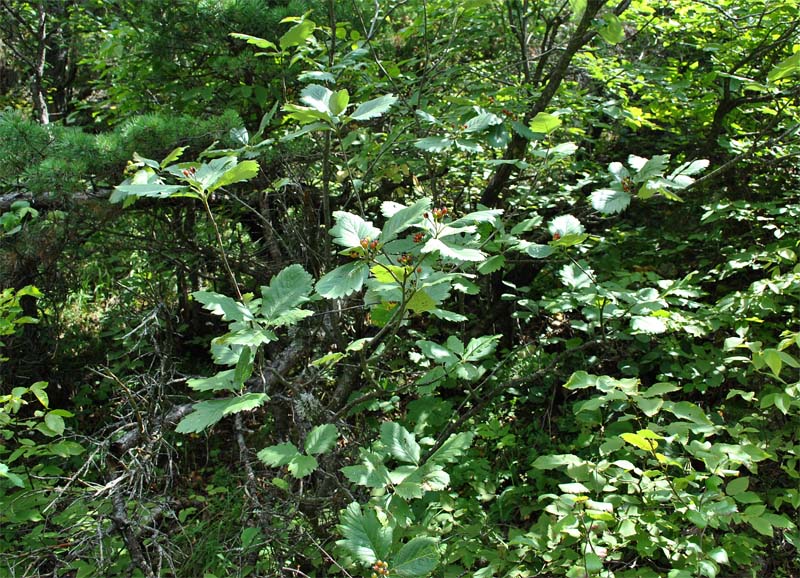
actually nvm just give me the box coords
[371,560,389,577]
[181,166,197,178]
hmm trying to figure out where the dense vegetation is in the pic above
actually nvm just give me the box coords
[2,1,800,576]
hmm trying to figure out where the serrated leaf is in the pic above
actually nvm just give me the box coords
[287,454,318,478]
[261,264,313,322]
[393,537,439,577]
[559,262,594,289]
[349,94,398,121]
[381,198,431,243]
[414,136,453,152]
[111,183,188,203]
[406,290,437,313]
[192,291,254,323]
[632,154,669,182]
[381,422,420,465]
[187,369,237,392]
[341,452,392,488]
[420,238,485,262]
[316,261,370,298]
[591,188,631,214]
[330,211,381,248]
[477,254,505,274]
[160,146,188,167]
[549,214,584,236]
[511,120,542,141]
[463,111,503,133]
[428,431,474,463]
[336,502,393,564]
[417,340,458,364]
[300,84,334,114]
[233,346,253,385]
[230,127,249,146]
[258,442,301,466]
[305,424,338,455]
[665,401,712,425]
[207,159,259,192]
[175,394,268,434]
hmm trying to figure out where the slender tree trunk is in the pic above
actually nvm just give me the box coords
[32,2,49,124]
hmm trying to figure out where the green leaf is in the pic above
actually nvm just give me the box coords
[417,340,458,364]
[420,238,485,262]
[428,431,474,463]
[560,262,594,289]
[330,89,349,116]
[631,316,667,334]
[511,120,541,141]
[241,527,261,549]
[598,14,624,44]
[44,412,65,436]
[664,401,713,425]
[392,537,439,577]
[193,291,254,323]
[305,424,338,455]
[620,432,658,451]
[761,348,783,377]
[233,346,253,385]
[30,381,48,408]
[463,111,503,133]
[280,19,315,50]
[300,84,334,114]
[258,442,301,467]
[111,183,188,203]
[261,264,313,322]
[187,369,237,392]
[336,502,392,564]
[349,94,398,121]
[229,33,277,51]
[591,188,631,214]
[175,394,268,434]
[549,214,584,236]
[330,211,381,248]
[207,159,259,192]
[0,463,24,488]
[585,552,604,573]
[636,397,663,417]
[341,452,392,488]
[726,476,749,496]
[529,112,561,134]
[316,261,370,298]
[748,516,773,537]
[381,422,421,465]
[287,454,318,478]
[531,454,583,469]
[768,51,800,82]
[414,137,453,152]
[160,146,188,168]
[406,290,437,313]
[381,198,431,243]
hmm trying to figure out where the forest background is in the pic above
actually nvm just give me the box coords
[1,1,800,577]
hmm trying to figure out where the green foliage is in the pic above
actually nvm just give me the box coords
[3,1,800,576]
